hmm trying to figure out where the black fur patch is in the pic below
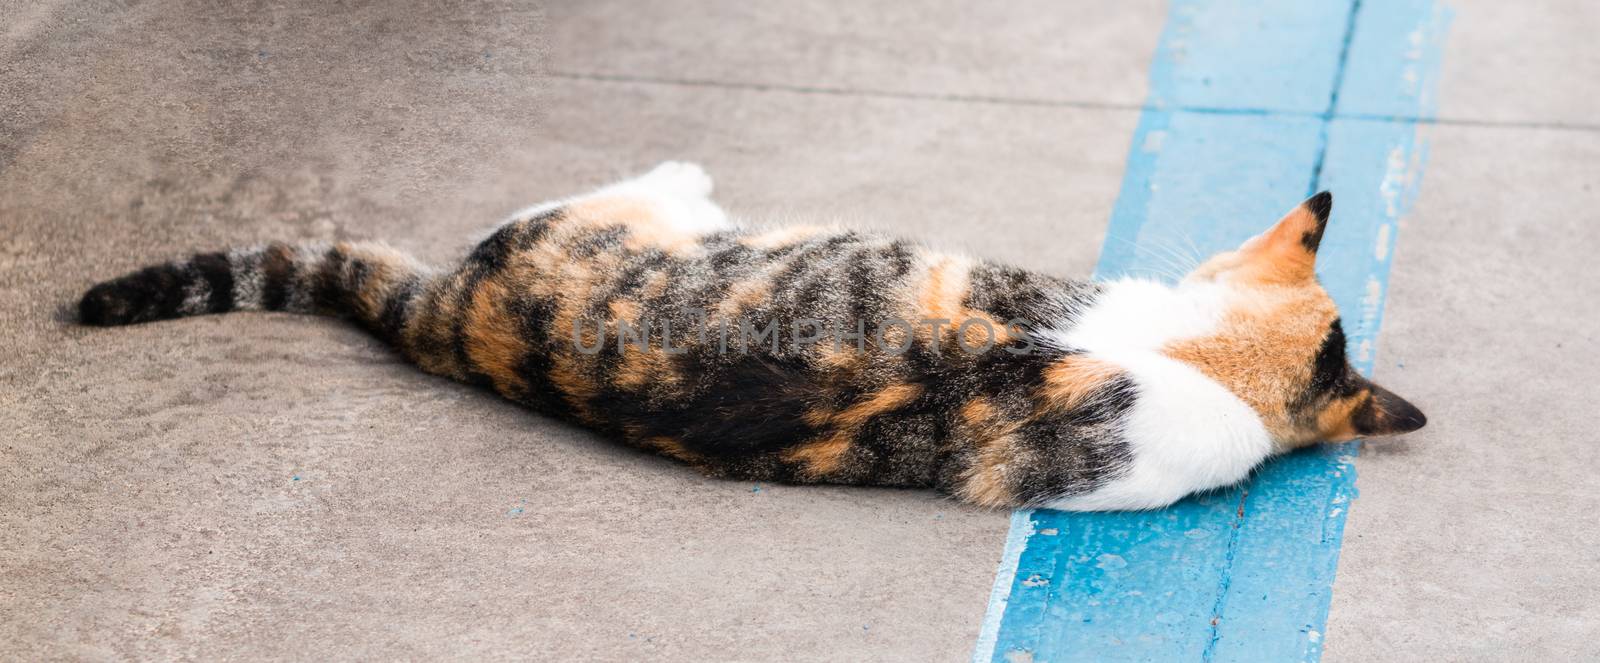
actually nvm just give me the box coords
[1301,191,1333,252]
[311,246,350,314]
[511,295,569,415]
[260,245,297,312]
[190,252,235,313]
[708,243,756,273]
[595,353,820,461]
[375,275,422,345]
[1008,374,1137,505]
[78,262,190,326]
[966,263,1097,327]
[1290,318,1362,424]
[1352,384,1427,436]
[1306,319,1355,397]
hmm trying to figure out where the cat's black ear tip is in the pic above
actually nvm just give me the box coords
[1306,191,1333,223]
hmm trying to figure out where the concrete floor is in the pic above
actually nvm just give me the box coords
[2,1,1596,661]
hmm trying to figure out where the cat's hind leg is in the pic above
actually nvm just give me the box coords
[595,161,730,234]
[491,162,732,256]
[502,161,730,234]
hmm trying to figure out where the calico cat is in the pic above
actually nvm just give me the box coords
[77,162,1425,510]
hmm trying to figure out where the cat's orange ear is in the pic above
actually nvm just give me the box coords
[1231,192,1332,285]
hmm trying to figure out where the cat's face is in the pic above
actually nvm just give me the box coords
[1170,193,1425,449]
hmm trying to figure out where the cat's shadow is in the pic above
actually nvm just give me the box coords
[53,300,79,325]
[1358,438,1420,458]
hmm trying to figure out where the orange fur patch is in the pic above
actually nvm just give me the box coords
[1164,285,1338,444]
[909,254,1013,351]
[717,275,773,317]
[783,430,854,477]
[614,344,674,391]
[507,242,572,300]
[546,356,598,420]
[959,431,1022,508]
[336,242,414,319]
[644,436,705,464]
[608,299,640,323]
[606,299,674,391]
[405,272,470,379]
[831,383,923,429]
[1314,390,1371,443]
[640,271,670,301]
[785,383,924,477]
[959,310,1013,348]
[916,255,970,326]
[542,254,613,417]
[463,278,530,396]
[952,396,1025,508]
[1041,355,1123,412]
[959,397,998,427]
[1192,202,1323,286]
[740,225,830,250]
[567,196,701,254]
[802,408,834,428]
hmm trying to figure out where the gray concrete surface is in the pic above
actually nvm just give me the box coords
[1430,0,1599,127]
[1324,129,1600,661]
[1,1,1142,660]
[544,0,1165,108]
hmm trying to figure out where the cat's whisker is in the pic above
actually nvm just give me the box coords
[1142,235,1204,276]
[1180,232,1208,265]
[1109,234,1197,284]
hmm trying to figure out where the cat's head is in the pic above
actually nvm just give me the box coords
[1170,192,1425,449]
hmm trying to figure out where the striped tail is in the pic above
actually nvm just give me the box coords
[78,241,433,347]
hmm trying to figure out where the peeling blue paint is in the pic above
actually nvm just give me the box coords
[974,1,1448,661]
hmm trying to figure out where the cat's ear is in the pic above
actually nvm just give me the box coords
[1233,192,1332,284]
[1350,381,1427,437]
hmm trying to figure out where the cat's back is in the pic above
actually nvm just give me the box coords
[431,207,1108,486]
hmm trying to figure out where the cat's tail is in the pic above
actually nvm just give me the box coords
[78,241,432,346]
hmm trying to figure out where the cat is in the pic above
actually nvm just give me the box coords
[77,162,1425,511]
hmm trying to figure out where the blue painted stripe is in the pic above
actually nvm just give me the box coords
[1145,0,1352,114]
[1336,0,1453,119]
[973,1,1448,661]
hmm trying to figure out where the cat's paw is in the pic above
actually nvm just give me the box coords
[639,161,714,199]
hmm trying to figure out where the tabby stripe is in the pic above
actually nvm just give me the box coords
[190,252,235,314]
[260,244,296,312]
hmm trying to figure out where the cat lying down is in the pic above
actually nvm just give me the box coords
[78,162,1424,511]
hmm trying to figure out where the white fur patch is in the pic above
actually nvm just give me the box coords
[505,161,731,235]
[613,161,730,234]
[1042,278,1274,511]
[179,270,211,315]
[229,248,264,309]
[1048,278,1229,352]
[1047,348,1272,510]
